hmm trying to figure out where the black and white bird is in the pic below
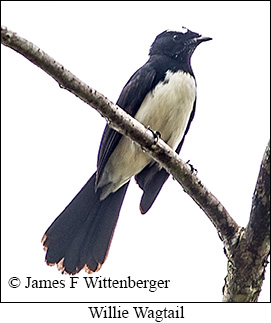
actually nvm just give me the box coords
[42,28,211,274]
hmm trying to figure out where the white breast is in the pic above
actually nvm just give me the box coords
[135,70,196,149]
[98,70,196,199]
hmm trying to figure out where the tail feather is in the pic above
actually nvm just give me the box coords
[42,172,129,274]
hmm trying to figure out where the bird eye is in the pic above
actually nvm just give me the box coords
[173,34,182,42]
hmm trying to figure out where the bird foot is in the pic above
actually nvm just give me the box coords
[147,126,161,144]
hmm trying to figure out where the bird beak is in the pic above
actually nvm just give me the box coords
[196,35,212,43]
[185,35,212,49]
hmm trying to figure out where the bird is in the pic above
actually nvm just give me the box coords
[42,28,211,274]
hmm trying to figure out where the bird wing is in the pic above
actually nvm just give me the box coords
[96,62,157,185]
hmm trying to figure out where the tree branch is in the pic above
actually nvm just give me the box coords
[1,25,239,245]
[2,26,269,301]
[223,141,270,302]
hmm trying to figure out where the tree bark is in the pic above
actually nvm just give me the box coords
[223,141,270,302]
[2,26,270,301]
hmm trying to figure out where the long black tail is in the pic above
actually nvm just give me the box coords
[42,173,129,274]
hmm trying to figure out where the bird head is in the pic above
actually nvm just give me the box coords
[149,27,212,60]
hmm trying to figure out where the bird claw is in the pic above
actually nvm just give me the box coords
[147,126,161,144]
[186,160,198,175]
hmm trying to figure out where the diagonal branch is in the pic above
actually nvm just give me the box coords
[1,25,240,250]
